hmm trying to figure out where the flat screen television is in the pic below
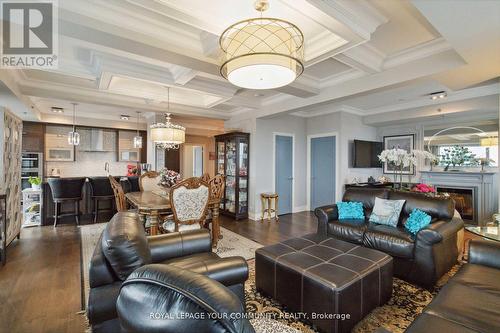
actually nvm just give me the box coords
[353,140,383,168]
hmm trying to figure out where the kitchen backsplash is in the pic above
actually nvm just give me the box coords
[45,151,133,177]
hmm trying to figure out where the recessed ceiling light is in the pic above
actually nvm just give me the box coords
[429,91,447,100]
[51,107,64,113]
[120,115,130,120]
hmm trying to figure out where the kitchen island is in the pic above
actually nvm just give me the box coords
[41,176,140,225]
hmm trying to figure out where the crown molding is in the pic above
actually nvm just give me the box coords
[383,37,454,69]
[362,82,500,115]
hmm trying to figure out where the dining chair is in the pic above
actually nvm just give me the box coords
[162,177,210,233]
[139,171,162,192]
[209,174,225,202]
[200,172,211,183]
[109,176,127,212]
[204,174,225,245]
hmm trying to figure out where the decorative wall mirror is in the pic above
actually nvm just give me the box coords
[424,123,499,171]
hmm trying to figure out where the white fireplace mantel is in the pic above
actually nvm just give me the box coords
[420,171,498,225]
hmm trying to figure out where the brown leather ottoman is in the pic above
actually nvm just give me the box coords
[255,233,393,333]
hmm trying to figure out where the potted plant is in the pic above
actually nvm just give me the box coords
[28,176,42,191]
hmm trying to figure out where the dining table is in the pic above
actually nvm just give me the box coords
[125,190,222,247]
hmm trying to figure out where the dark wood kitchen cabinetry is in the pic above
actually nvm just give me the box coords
[22,122,45,152]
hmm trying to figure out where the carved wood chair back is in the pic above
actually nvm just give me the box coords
[109,175,127,212]
[168,177,210,232]
[139,171,161,192]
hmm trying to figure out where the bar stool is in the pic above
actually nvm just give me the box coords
[260,192,279,222]
[48,177,86,227]
[88,177,115,223]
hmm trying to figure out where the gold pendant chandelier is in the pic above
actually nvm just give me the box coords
[150,88,186,150]
[219,0,304,90]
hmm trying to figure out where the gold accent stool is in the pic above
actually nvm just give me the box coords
[260,192,279,222]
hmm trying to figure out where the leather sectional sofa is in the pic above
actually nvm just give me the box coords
[87,211,249,333]
[406,239,500,332]
[314,188,464,288]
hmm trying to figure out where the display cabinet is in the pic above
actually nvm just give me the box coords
[215,132,249,220]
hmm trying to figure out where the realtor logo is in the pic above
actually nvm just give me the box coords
[1,0,58,68]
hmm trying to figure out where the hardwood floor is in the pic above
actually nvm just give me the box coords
[0,225,86,333]
[0,212,317,333]
[220,211,318,246]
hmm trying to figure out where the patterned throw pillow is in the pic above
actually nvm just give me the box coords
[405,209,432,235]
[369,197,405,227]
[337,201,365,220]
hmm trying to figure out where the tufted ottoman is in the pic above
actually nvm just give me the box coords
[255,233,393,333]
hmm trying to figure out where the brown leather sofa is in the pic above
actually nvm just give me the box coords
[87,211,249,333]
[314,188,464,288]
[406,239,500,332]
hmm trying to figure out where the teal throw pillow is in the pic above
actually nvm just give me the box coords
[369,197,405,227]
[405,209,432,235]
[337,201,364,220]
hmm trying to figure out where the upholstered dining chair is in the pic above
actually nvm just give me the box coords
[209,174,225,202]
[139,171,162,192]
[162,177,210,233]
[205,174,225,224]
[109,176,127,212]
[200,172,211,183]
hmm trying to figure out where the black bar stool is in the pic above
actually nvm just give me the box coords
[48,177,86,227]
[89,177,116,223]
[128,176,141,192]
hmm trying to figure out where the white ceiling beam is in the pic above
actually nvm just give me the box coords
[334,43,385,73]
[19,82,231,120]
[230,49,466,121]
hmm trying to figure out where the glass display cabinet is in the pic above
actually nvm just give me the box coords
[215,132,249,220]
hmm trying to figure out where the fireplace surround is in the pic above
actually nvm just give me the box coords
[421,171,498,225]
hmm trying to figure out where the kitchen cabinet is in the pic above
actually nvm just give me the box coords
[45,125,74,161]
[215,132,249,220]
[118,130,140,162]
[22,122,44,152]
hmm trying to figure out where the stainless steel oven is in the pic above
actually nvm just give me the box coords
[21,152,43,190]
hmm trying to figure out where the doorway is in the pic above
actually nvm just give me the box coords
[274,134,293,215]
[309,135,337,210]
[182,145,204,177]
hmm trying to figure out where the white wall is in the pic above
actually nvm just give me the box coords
[306,111,380,202]
[254,115,307,218]
[225,111,380,220]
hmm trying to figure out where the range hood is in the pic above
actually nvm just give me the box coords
[81,129,114,152]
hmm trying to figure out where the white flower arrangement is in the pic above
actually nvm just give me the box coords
[379,149,437,189]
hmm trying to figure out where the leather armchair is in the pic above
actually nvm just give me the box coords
[87,212,249,333]
[314,188,464,288]
[117,264,255,333]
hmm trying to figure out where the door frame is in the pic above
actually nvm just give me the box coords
[272,132,295,214]
[307,132,340,211]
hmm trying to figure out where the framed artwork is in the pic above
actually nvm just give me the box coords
[383,134,415,175]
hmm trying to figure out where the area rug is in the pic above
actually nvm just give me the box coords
[80,224,459,332]
[245,259,460,333]
[79,223,263,309]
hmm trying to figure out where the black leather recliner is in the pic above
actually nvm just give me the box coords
[87,211,249,333]
[314,188,464,288]
[117,264,256,333]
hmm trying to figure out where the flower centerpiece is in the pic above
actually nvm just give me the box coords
[378,149,437,189]
[158,168,181,188]
[411,183,436,194]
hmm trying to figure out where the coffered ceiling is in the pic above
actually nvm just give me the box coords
[1,0,499,125]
